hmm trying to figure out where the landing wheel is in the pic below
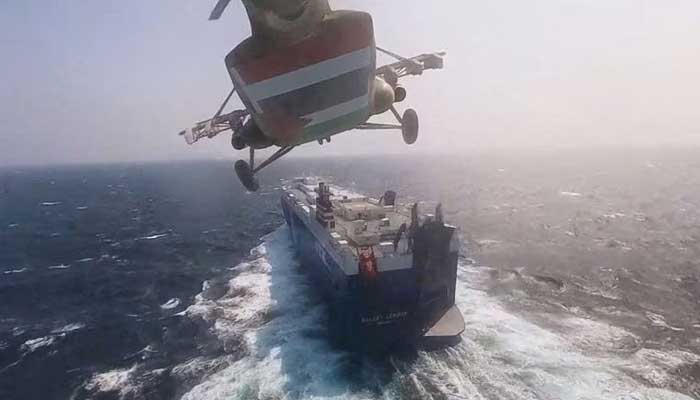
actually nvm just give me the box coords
[234,160,259,192]
[231,134,246,150]
[401,108,419,145]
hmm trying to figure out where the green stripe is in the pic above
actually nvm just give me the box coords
[296,107,370,145]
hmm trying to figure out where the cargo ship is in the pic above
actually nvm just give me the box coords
[280,178,464,351]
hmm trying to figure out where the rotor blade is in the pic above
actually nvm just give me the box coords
[209,0,232,20]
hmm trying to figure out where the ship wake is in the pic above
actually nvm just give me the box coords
[387,265,699,399]
[80,226,699,400]
[181,227,368,400]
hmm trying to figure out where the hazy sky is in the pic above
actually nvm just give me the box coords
[1,0,699,166]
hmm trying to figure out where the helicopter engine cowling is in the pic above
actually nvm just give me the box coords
[371,76,395,115]
[243,0,330,45]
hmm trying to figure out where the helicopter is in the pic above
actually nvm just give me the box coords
[179,0,446,191]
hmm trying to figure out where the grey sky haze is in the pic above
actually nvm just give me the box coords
[1,1,699,166]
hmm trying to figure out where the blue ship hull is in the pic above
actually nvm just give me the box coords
[281,195,460,351]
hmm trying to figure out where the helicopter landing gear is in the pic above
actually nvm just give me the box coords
[355,106,419,145]
[234,159,259,192]
[235,146,295,192]
[399,108,418,144]
[234,148,259,191]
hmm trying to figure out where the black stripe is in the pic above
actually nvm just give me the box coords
[258,67,371,117]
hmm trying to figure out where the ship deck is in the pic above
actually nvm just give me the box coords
[284,178,415,267]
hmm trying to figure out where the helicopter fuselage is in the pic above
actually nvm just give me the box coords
[226,8,379,147]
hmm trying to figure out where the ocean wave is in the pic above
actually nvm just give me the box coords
[51,322,86,334]
[182,228,347,400]
[645,311,685,332]
[83,365,138,397]
[137,233,169,241]
[160,298,181,310]
[560,191,582,197]
[386,277,697,400]
[48,264,71,270]
[178,226,697,400]
[3,267,28,275]
[21,336,56,354]
[40,201,62,206]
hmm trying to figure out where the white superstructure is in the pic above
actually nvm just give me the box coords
[283,178,416,275]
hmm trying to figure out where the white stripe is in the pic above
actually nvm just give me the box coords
[229,67,263,114]
[302,94,369,127]
[241,47,372,102]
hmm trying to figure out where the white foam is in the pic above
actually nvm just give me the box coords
[138,233,169,241]
[178,226,697,400]
[560,191,582,197]
[40,201,62,206]
[51,322,85,334]
[394,270,697,400]
[160,298,181,310]
[77,257,94,263]
[84,365,138,397]
[602,212,626,219]
[21,336,56,353]
[182,228,356,400]
[3,267,28,275]
[48,264,71,270]
[76,206,89,210]
[476,239,501,248]
[645,312,685,332]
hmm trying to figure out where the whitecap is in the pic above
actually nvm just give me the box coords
[645,312,685,332]
[602,212,626,219]
[3,268,28,275]
[21,336,56,353]
[182,229,344,400]
[77,258,94,263]
[76,206,89,210]
[559,191,582,197]
[138,233,169,241]
[476,239,501,248]
[181,226,697,400]
[51,322,86,334]
[160,298,181,310]
[84,365,138,397]
[8,223,19,228]
[48,264,71,270]
[40,201,62,206]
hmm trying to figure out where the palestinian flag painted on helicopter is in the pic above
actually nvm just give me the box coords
[226,12,375,145]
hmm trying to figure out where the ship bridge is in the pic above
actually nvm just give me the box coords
[283,178,415,271]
